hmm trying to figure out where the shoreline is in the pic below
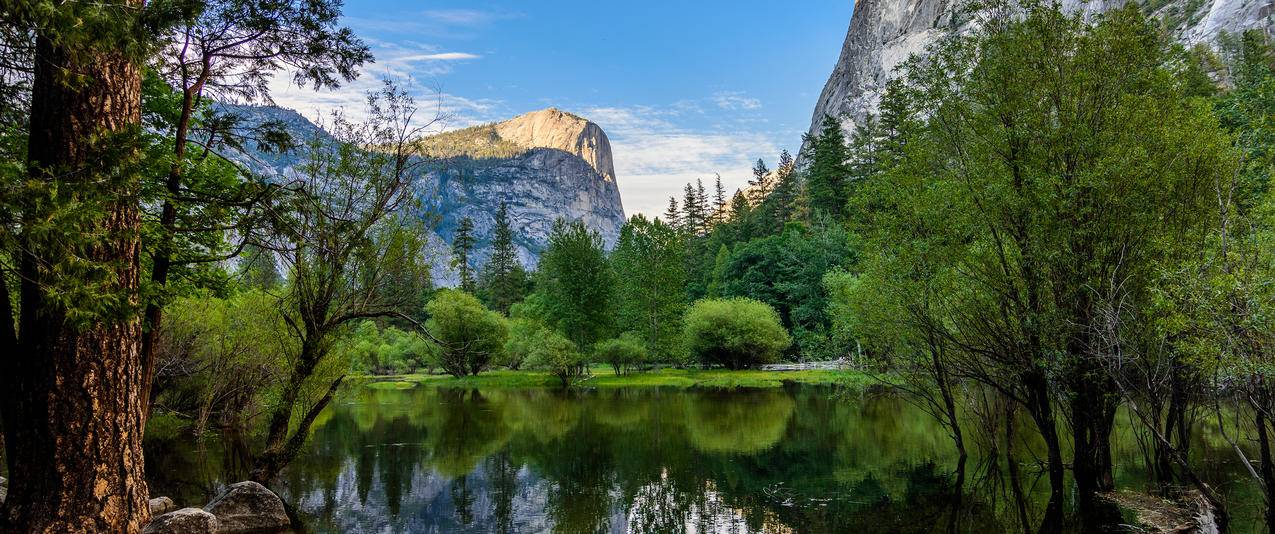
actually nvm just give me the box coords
[355,366,874,390]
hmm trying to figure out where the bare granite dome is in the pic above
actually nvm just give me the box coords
[494,108,617,184]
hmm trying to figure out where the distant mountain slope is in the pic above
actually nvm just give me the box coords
[220,105,626,285]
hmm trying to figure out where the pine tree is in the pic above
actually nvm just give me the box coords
[451,217,477,293]
[480,202,527,314]
[696,178,709,230]
[748,158,771,205]
[682,183,701,235]
[713,174,728,223]
[803,115,851,218]
[663,196,681,230]
[729,190,751,221]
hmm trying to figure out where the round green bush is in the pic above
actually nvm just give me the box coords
[595,334,649,375]
[683,298,791,370]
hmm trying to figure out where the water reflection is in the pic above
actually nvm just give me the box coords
[145,384,1262,533]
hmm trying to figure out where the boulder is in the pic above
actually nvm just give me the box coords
[203,481,291,533]
[142,508,219,534]
[149,496,177,516]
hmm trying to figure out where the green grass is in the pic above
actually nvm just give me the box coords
[361,365,874,390]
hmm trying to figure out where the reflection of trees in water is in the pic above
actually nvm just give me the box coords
[148,384,1264,533]
[683,389,795,455]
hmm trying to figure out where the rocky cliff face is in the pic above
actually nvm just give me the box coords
[219,105,626,284]
[805,0,1275,147]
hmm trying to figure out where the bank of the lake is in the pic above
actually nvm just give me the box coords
[359,365,874,390]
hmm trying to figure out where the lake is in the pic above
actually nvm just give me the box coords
[145,383,1265,533]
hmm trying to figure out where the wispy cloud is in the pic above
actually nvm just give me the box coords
[399,52,482,62]
[711,91,762,110]
[421,9,520,26]
[345,8,523,39]
[583,106,780,218]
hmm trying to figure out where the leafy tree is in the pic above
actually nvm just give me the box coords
[338,320,432,375]
[683,298,790,370]
[501,317,548,370]
[536,219,615,351]
[610,215,686,362]
[142,0,372,396]
[719,218,854,358]
[526,329,586,388]
[154,290,293,436]
[479,202,529,314]
[250,83,435,482]
[802,115,851,218]
[451,216,477,293]
[707,244,730,298]
[847,3,1234,527]
[596,334,648,375]
[424,290,509,377]
[238,244,282,290]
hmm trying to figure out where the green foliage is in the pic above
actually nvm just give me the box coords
[524,328,586,388]
[718,218,854,359]
[535,219,615,350]
[595,334,649,375]
[802,115,851,218]
[410,123,527,160]
[501,317,548,370]
[154,290,293,433]
[683,298,791,370]
[479,202,529,314]
[425,290,509,377]
[451,217,477,293]
[337,320,432,375]
[610,215,686,363]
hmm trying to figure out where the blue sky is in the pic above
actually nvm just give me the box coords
[267,1,852,217]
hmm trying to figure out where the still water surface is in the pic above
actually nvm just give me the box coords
[146,383,1264,533]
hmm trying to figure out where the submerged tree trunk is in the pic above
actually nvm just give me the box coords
[1004,402,1032,534]
[1023,372,1064,534]
[0,18,149,533]
[1257,410,1275,532]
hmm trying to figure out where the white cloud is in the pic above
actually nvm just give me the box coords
[421,9,519,26]
[583,106,780,219]
[399,52,482,62]
[262,37,502,133]
[711,91,762,111]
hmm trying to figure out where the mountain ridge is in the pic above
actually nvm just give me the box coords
[218,104,626,285]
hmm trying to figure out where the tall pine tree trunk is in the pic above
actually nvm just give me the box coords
[0,14,149,532]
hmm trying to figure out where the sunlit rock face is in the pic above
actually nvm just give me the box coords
[804,0,1275,152]
[219,105,626,284]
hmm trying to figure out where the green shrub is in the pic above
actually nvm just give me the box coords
[501,317,545,370]
[595,334,649,375]
[525,330,585,388]
[425,290,508,377]
[683,298,791,370]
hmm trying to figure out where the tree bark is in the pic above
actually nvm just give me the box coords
[0,18,149,533]
[1023,371,1064,534]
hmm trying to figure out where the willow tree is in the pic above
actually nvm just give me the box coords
[851,2,1230,530]
[0,1,153,530]
[249,82,434,482]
